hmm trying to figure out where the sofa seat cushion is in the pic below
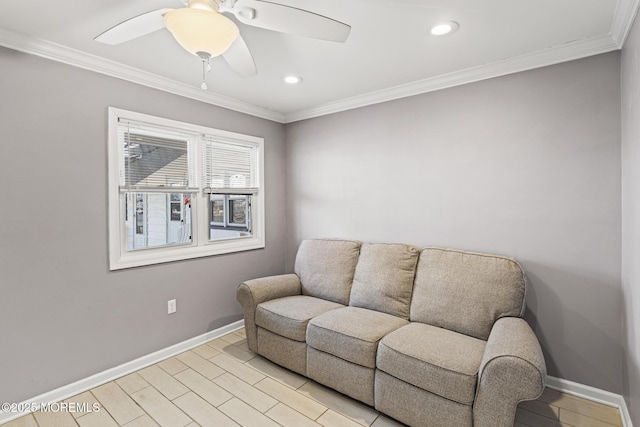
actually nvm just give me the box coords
[307,307,409,368]
[256,295,344,341]
[377,322,486,405]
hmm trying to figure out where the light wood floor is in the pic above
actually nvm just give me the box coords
[4,329,623,427]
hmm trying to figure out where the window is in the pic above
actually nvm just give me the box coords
[108,108,264,270]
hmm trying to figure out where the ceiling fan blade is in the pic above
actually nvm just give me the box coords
[222,34,257,77]
[232,0,351,42]
[95,8,172,45]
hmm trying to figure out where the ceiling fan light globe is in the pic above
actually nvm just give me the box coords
[164,8,239,58]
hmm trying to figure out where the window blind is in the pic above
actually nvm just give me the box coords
[118,119,197,192]
[203,137,258,194]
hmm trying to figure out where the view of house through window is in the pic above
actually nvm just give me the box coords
[126,192,192,250]
[108,107,265,270]
[209,194,251,240]
[120,124,195,251]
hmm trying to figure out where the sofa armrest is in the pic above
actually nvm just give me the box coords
[473,317,546,427]
[236,274,302,352]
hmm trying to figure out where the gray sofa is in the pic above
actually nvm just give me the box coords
[236,239,546,427]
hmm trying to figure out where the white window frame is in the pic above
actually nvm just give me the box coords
[107,107,265,270]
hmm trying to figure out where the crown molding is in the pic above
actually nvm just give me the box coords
[611,0,640,47]
[283,0,639,123]
[1,0,638,125]
[0,28,286,123]
[283,34,619,123]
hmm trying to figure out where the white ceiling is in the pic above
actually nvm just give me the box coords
[0,0,637,122]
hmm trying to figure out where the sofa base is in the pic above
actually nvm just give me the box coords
[257,327,307,375]
[375,370,472,427]
[307,347,375,406]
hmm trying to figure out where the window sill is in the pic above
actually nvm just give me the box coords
[109,236,265,270]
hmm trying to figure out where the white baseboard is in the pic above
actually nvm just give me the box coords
[0,320,245,425]
[546,375,633,427]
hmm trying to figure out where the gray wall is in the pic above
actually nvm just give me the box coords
[0,47,286,403]
[0,40,629,406]
[285,53,623,393]
[622,11,640,426]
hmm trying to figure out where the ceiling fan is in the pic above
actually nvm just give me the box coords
[95,0,351,87]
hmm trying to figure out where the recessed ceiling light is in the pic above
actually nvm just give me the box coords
[283,75,303,85]
[430,21,459,36]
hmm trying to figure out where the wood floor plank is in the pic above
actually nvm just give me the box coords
[298,381,379,427]
[234,342,253,354]
[207,339,255,362]
[318,410,364,427]
[210,353,266,385]
[176,351,225,380]
[138,365,190,400]
[516,408,570,427]
[157,357,189,376]
[130,386,192,427]
[255,377,327,420]
[559,408,621,427]
[206,338,234,352]
[116,373,150,396]
[265,402,322,427]
[370,415,406,427]
[233,338,248,347]
[213,373,278,413]
[245,356,307,390]
[538,390,622,426]
[565,400,622,426]
[192,344,220,360]
[32,410,79,427]
[75,410,119,427]
[2,414,38,427]
[218,397,281,427]
[539,388,564,403]
[518,399,560,420]
[91,382,145,425]
[63,391,100,419]
[173,392,240,427]
[219,333,245,345]
[122,415,160,427]
[174,368,233,407]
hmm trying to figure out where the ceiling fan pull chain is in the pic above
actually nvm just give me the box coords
[196,52,212,90]
[201,59,208,90]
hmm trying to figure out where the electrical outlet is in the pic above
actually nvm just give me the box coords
[168,299,177,314]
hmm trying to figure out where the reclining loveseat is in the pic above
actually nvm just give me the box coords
[237,238,546,427]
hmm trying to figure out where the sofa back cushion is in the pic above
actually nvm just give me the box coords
[295,239,361,305]
[349,243,421,319]
[410,247,526,340]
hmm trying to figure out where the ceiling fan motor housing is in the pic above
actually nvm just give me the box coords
[187,0,219,12]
